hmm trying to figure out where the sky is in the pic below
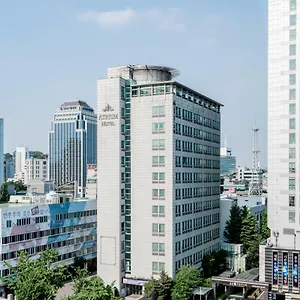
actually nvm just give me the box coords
[0,0,267,168]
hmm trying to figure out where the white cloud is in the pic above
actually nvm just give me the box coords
[77,8,185,32]
[77,9,135,28]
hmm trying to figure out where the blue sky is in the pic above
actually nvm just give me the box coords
[0,0,267,167]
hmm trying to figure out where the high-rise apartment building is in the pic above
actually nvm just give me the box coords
[15,146,29,181]
[48,100,97,197]
[259,0,300,297]
[97,65,222,293]
[24,158,48,185]
[0,119,3,185]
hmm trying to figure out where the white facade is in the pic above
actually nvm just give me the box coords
[268,0,300,248]
[15,146,29,182]
[86,164,97,200]
[97,65,222,292]
[24,158,48,185]
[0,119,3,185]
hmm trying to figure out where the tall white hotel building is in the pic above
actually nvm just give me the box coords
[97,65,222,294]
[259,0,300,297]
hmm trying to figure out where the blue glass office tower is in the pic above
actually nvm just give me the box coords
[49,100,97,197]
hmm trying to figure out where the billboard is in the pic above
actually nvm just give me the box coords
[272,252,278,287]
[282,252,288,287]
[293,253,299,288]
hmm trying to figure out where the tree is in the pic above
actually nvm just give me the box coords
[224,204,242,244]
[2,249,67,300]
[14,180,27,192]
[172,265,202,300]
[246,235,261,269]
[260,210,270,240]
[30,151,47,159]
[144,271,173,300]
[241,205,249,220]
[66,268,118,300]
[241,211,259,251]
[0,183,9,203]
[202,250,228,278]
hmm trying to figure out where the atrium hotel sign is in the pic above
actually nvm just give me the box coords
[99,104,118,127]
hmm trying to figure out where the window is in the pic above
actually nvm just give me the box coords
[152,223,165,235]
[152,262,165,273]
[289,133,296,144]
[152,172,165,182]
[152,189,165,199]
[290,59,296,70]
[289,148,296,159]
[6,220,11,228]
[152,106,165,117]
[290,118,296,129]
[152,156,165,166]
[152,205,165,216]
[290,103,296,114]
[290,29,296,41]
[290,15,297,26]
[289,162,296,173]
[152,242,165,254]
[289,195,295,206]
[152,122,165,133]
[291,0,296,11]
[289,210,295,223]
[121,108,125,118]
[159,172,165,181]
[290,74,296,85]
[290,45,296,56]
[289,177,296,190]
[159,189,165,199]
[290,89,296,100]
[152,189,158,199]
[121,124,125,134]
[152,139,165,150]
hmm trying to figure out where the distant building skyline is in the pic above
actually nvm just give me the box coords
[48,100,97,197]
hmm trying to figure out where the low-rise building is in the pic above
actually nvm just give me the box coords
[24,158,48,184]
[221,243,246,273]
[26,180,54,194]
[86,165,97,200]
[0,192,97,293]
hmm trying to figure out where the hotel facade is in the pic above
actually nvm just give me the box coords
[97,65,222,293]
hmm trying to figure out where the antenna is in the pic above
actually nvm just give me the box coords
[248,126,262,196]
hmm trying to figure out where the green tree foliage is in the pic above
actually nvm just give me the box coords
[144,271,173,300]
[202,250,228,278]
[4,153,13,160]
[0,183,9,203]
[172,265,202,300]
[224,204,243,244]
[30,151,48,159]
[66,268,118,300]
[246,235,261,269]
[0,181,27,203]
[241,205,249,220]
[14,180,27,192]
[260,210,270,240]
[2,249,67,300]
[241,211,259,251]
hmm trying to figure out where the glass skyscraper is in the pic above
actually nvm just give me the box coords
[49,100,97,197]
